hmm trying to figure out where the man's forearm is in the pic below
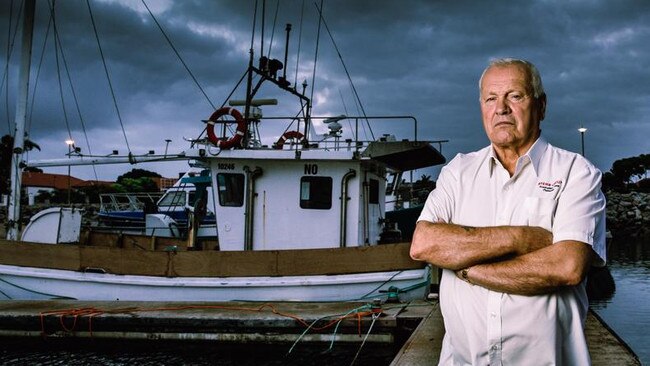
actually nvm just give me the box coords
[457,240,594,295]
[410,221,552,270]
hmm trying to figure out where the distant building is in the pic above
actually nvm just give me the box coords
[151,176,177,191]
[2,172,179,206]
[20,171,112,205]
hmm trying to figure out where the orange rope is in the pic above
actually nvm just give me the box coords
[38,303,383,337]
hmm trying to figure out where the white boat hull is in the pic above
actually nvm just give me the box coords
[0,264,430,302]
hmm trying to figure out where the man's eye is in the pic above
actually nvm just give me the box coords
[509,94,524,101]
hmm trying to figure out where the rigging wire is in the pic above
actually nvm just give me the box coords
[293,0,305,88]
[51,3,74,143]
[49,1,99,180]
[26,7,53,134]
[266,0,281,59]
[308,0,324,139]
[260,0,264,59]
[85,0,132,153]
[2,0,14,134]
[2,0,22,134]
[141,0,216,111]
[338,88,355,134]
[313,1,374,141]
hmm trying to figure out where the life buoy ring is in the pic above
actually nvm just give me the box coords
[206,107,247,149]
[273,130,307,149]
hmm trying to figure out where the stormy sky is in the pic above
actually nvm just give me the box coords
[1,0,649,182]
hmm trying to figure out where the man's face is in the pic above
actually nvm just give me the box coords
[479,64,546,152]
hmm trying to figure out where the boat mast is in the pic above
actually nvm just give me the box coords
[6,0,35,241]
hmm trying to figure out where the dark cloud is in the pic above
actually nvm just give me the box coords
[1,0,648,181]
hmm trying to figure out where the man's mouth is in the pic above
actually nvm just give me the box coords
[495,120,514,127]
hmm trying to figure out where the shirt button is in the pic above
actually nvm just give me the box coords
[492,345,499,350]
[490,312,496,318]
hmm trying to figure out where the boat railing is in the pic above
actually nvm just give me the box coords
[206,114,448,153]
[259,115,419,150]
[99,192,164,213]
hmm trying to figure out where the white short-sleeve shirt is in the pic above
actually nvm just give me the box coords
[418,137,607,366]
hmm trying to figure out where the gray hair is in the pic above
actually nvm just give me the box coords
[478,58,545,99]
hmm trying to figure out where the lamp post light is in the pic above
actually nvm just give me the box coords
[164,139,171,157]
[578,126,587,157]
[65,139,74,204]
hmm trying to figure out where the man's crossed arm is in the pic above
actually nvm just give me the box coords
[410,221,595,295]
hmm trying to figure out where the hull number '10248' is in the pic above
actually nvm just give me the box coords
[218,163,235,170]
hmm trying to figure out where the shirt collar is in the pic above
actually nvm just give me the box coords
[526,136,548,177]
[487,137,548,177]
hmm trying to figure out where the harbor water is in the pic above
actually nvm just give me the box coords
[590,235,650,365]
[0,237,648,365]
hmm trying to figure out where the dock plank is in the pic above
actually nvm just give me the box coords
[390,304,640,365]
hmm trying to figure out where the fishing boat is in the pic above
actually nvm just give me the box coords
[0,1,446,302]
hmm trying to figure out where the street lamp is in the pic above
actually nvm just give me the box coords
[65,139,74,204]
[164,139,172,157]
[577,126,587,157]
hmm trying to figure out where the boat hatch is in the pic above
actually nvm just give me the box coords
[361,141,446,171]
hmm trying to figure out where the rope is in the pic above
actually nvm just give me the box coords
[349,312,380,366]
[293,0,305,88]
[0,277,74,299]
[2,0,22,134]
[266,0,281,59]
[308,0,324,139]
[51,4,74,144]
[85,0,132,153]
[313,2,374,141]
[37,302,383,346]
[285,303,381,355]
[39,303,318,337]
[26,4,53,134]
[52,20,99,180]
[141,0,216,110]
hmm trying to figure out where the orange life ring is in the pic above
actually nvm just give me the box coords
[206,107,247,149]
[274,130,306,149]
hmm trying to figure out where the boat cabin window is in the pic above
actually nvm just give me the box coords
[369,178,380,204]
[158,191,186,207]
[217,173,245,207]
[300,176,332,209]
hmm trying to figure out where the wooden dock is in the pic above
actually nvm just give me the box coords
[0,300,640,365]
[390,302,641,365]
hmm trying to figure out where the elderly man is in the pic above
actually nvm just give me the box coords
[410,58,606,365]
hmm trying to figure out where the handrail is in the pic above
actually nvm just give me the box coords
[99,192,164,213]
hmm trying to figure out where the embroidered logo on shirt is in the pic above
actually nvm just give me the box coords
[537,180,562,192]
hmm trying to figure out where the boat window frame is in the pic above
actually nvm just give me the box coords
[157,190,187,207]
[299,176,333,210]
[216,173,245,207]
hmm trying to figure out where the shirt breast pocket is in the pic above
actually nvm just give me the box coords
[524,197,557,230]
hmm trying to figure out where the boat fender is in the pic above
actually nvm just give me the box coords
[206,107,247,149]
[273,130,307,149]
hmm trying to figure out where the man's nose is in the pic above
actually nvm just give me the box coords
[495,97,510,115]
